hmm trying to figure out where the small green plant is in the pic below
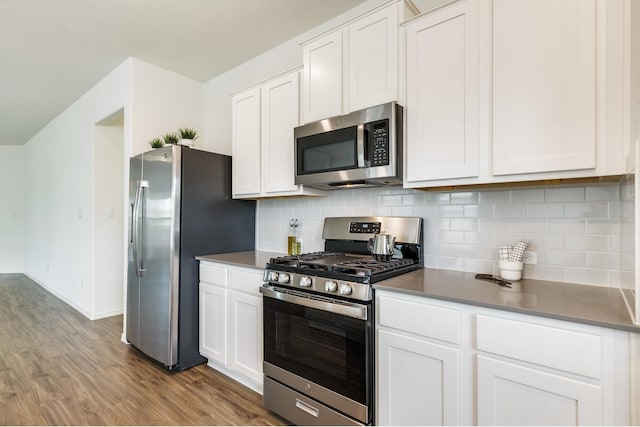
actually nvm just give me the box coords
[163,132,179,145]
[178,127,199,140]
[149,137,164,148]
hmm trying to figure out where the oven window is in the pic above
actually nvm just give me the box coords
[263,296,369,405]
[297,126,358,174]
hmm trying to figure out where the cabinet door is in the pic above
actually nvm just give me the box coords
[377,329,459,425]
[229,291,263,384]
[348,6,398,112]
[492,0,596,175]
[199,283,228,365]
[405,0,479,183]
[301,31,343,123]
[231,87,261,196]
[477,355,602,426]
[261,71,300,194]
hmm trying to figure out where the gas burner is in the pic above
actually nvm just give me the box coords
[268,252,342,268]
[330,258,415,276]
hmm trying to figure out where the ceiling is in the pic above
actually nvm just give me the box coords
[0,0,367,145]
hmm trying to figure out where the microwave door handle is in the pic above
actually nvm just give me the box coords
[356,124,365,167]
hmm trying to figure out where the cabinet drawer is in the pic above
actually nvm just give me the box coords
[378,295,460,344]
[230,268,263,295]
[476,315,602,378]
[199,262,228,287]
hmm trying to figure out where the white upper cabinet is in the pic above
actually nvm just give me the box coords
[301,31,343,123]
[402,0,629,188]
[231,88,261,196]
[492,0,596,175]
[404,0,479,184]
[261,72,300,194]
[301,0,416,124]
[347,5,399,112]
[231,69,325,199]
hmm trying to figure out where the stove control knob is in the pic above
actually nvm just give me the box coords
[325,281,338,292]
[339,283,353,295]
[299,276,312,287]
[267,271,279,282]
[278,273,290,284]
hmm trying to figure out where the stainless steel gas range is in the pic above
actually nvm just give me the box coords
[260,216,423,426]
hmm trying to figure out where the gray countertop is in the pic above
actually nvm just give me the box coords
[196,251,639,333]
[196,251,285,270]
[374,268,640,333]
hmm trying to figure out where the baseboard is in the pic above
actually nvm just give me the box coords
[206,361,263,395]
[25,273,95,320]
[93,309,124,320]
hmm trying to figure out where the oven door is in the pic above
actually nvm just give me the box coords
[261,285,372,424]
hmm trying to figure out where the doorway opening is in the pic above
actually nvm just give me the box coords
[94,109,125,318]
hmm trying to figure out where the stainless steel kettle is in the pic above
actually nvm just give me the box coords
[367,232,396,261]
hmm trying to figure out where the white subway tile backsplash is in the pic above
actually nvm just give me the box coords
[586,185,620,201]
[464,231,496,246]
[564,235,609,251]
[450,218,478,231]
[527,233,564,250]
[479,189,510,203]
[509,218,545,233]
[565,202,609,219]
[543,250,585,267]
[527,203,564,218]
[256,183,622,288]
[585,219,619,236]
[511,188,545,203]
[564,268,609,286]
[438,205,464,218]
[585,252,619,270]
[545,187,585,202]
[546,219,586,234]
[451,191,479,205]
[438,230,465,244]
[494,204,527,218]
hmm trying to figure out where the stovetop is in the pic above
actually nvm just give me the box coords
[267,251,417,279]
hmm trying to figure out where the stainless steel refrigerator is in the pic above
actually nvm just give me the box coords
[127,145,255,370]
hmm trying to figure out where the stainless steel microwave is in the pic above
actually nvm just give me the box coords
[294,102,403,190]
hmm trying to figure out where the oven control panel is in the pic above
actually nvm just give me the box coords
[349,221,381,234]
[263,270,371,301]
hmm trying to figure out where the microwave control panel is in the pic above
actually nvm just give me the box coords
[367,119,389,166]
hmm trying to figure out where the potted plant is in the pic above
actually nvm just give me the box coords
[163,132,179,145]
[148,137,164,148]
[178,127,199,147]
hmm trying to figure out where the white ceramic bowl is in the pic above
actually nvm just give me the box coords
[499,260,523,281]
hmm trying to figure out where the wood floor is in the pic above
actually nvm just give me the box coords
[0,274,286,426]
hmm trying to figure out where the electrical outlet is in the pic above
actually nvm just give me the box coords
[523,250,538,265]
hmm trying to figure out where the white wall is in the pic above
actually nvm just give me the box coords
[23,57,204,320]
[201,0,386,155]
[23,59,132,319]
[130,58,203,156]
[0,146,24,273]
[257,184,622,287]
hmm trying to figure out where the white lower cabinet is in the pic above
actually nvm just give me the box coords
[477,355,602,426]
[229,289,262,384]
[199,261,263,392]
[199,282,228,365]
[375,290,635,426]
[378,329,459,425]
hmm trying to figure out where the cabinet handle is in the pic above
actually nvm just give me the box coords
[295,398,319,418]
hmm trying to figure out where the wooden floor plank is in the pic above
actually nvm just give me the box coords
[0,274,286,425]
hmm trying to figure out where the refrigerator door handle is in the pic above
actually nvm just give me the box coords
[133,180,149,277]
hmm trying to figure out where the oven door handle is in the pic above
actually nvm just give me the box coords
[260,285,368,320]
